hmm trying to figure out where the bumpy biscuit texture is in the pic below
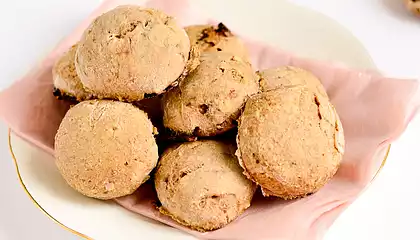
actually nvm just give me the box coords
[55,100,159,200]
[155,140,255,231]
[237,67,344,199]
[162,52,259,136]
[76,5,190,101]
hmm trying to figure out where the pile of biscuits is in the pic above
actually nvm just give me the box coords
[53,5,344,232]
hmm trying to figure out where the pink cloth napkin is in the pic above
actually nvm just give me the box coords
[1,0,419,239]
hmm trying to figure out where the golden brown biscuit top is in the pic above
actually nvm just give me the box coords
[185,23,249,61]
[162,52,259,136]
[237,71,344,198]
[257,66,328,94]
[76,5,190,101]
[155,140,255,231]
[55,100,159,199]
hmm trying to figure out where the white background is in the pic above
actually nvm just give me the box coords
[0,0,419,239]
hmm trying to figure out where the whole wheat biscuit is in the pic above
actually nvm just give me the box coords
[185,23,249,61]
[155,140,255,231]
[55,100,159,200]
[237,68,344,199]
[75,5,190,101]
[162,52,259,137]
[52,44,92,101]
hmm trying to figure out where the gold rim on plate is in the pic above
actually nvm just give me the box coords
[8,129,390,240]
[8,129,92,240]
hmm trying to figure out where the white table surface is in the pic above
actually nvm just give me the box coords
[0,0,419,239]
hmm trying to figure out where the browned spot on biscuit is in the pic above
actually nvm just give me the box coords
[144,92,158,99]
[229,89,237,99]
[314,95,322,120]
[215,23,232,37]
[53,87,79,102]
[199,104,209,114]
[193,127,201,136]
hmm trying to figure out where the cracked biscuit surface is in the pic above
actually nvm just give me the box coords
[154,140,255,231]
[162,52,259,137]
[257,66,328,93]
[237,67,344,199]
[55,100,159,200]
[75,5,190,101]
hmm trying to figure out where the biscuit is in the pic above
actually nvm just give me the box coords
[162,52,259,137]
[52,44,92,101]
[155,140,255,231]
[76,5,190,101]
[55,100,159,200]
[237,68,344,199]
[185,23,249,61]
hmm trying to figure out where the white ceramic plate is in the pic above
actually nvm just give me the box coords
[8,0,382,239]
